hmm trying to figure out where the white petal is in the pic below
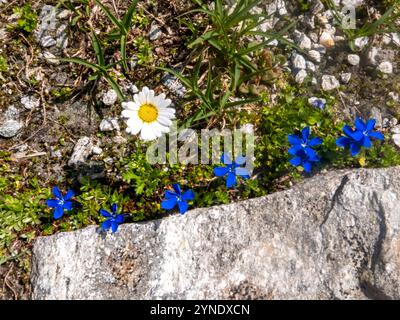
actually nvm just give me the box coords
[142,87,150,95]
[138,92,147,104]
[126,116,143,135]
[133,94,141,106]
[159,124,170,133]
[157,115,172,126]
[140,123,157,141]
[159,108,176,118]
[121,109,137,118]
[123,101,139,110]
[153,93,166,106]
[150,122,163,137]
[158,98,172,108]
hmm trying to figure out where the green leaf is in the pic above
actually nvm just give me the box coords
[94,0,125,33]
[91,31,105,67]
[120,34,128,72]
[122,0,140,31]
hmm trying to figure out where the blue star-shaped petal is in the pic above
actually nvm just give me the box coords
[46,186,75,219]
[100,203,125,233]
[336,118,384,157]
[161,184,195,215]
[288,127,323,173]
[213,153,250,188]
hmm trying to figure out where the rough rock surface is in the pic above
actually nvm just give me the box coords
[31,167,400,300]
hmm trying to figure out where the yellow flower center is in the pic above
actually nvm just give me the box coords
[138,103,158,123]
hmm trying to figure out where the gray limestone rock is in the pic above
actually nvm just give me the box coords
[31,167,400,300]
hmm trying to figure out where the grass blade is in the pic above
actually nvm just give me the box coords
[94,0,125,33]
[91,31,105,67]
[122,0,140,31]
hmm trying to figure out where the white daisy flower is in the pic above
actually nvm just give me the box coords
[121,87,176,141]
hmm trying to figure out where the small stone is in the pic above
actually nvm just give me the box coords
[377,61,393,74]
[266,39,279,46]
[391,33,400,47]
[308,32,319,43]
[391,125,400,134]
[319,31,335,48]
[321,75,340,91]
[267,0,287,16]
[382,34,392,45]
[43,51,59,65]
[354,37,369,50]
[40,35,57,47]
[291,53,306,70]
[127,84,139,94]
[295,69,308,84]
[308,50,321,63]
[311,77,318,85]
[112,135,127,145]
[99,118,120,132]
[306,61,316,72]
[340,72,352,84]
[102,89,118,106]
[56,25,68,49]
[366,47,396,66]
[370,107,382,128]
[57,9,72,20]
[5,105,19,119]
[342,0,365,7]
[392,134,400,148]
[347,54,360,66]
[51,148,62,159]
[149,22,163,41]
[389,92,399,102]
[21,95,40,110]
[92,146,103,155]
[68,137,94,167]
[162,73,186,97]
[294,32,312,50]
[0,120,23,138]
[311,44,326,54]
[311,0,324,14]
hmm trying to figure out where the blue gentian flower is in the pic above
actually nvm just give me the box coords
[288,127,322,173]
[46,187,74,219]
[336,118,384,157]
[213,153,250,188]
[161,184,195,215]
[100,203,125,233]
[309,97,326,110]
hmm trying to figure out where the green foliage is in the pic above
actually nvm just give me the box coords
[9,4,38,33]
[325,0,400,51]
[132,7,150,28]
[59,31,125,101]
[59,0,142,101]
[255,85,400,190]
[133,37,153,65]
[161,0,297,126]
[0,55,8,73]
[95,0,140,72]
[0,155,50,264]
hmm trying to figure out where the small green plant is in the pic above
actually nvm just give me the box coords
[132,7,150,28]
[59,31,125,101]
[160,0,297,127]
[95,0,139,72]
[0,55,8,81]
[59,0,142,101]
[326,1,400,51]
[9,4,38,33]
[133,36,153,65]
